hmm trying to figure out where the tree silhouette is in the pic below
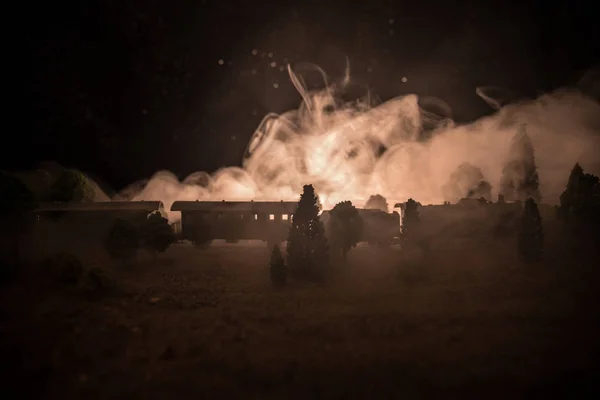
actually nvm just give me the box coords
[499,125,541,203]
[364,194,389,212]
[269,244,287,285]
[401,198,430,252]
[443,162,492,203]
[401,198,420,236]
[518,198,544,263]
[140,211,174,257]
[286,184,329,281]
[558,162,600,241]
[46,169,95,202]
[327,201,364,262]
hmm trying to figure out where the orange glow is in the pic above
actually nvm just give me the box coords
[122,60,600,223]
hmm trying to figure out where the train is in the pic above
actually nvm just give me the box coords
[30,200,402,247]
[172,200,402,247]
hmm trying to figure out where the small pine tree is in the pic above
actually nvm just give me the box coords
[286,184,329,281]
[327,201,364,262]
[269,244,287,285]
[141,211,175,257]
[104,218,140,264]
[499,125,541,203]
[557,162,600,244]
[518,198,544,263]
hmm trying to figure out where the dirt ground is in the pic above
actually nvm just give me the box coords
[2,243,599,399]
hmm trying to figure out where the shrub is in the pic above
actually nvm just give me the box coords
[327,201,363,263]
[364,194,389,212]
[140,211,175,257]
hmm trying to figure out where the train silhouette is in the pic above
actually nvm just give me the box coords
[33,200,402,247]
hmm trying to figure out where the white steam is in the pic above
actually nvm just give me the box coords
[119,61,600,222]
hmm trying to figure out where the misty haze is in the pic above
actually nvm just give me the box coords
[4,1,600,398]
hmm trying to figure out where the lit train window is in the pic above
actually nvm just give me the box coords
[269,214,275,220]
[254,214,258,220]
[282,214,288,220]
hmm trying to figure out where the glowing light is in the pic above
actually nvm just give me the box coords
[252,49,258,55]
[218,59,224,65]
[268,52,273,58]
[124,59,600,223]
[389,18,394,24]
[270,61,277,68]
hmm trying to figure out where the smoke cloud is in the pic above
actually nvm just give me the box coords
[117,61,600,222]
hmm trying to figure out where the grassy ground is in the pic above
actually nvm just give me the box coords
[2,243,599,399]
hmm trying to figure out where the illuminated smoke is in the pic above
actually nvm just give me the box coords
[121,61,600,222]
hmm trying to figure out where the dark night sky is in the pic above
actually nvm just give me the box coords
[15,0,599,191]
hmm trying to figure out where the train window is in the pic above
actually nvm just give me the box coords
[282,214,288,220]
[254,214,258,220]
[269,214,275,220]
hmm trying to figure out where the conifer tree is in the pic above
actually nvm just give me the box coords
[500,124,541,203]
[286,184,329,280]
[558,162,600,240]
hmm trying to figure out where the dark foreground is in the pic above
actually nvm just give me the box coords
[2,244,599,399]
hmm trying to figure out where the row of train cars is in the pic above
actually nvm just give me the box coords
[33,201,403,247]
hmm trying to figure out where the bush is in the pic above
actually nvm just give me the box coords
[327,201,363,263]
[140,211,175,256]
[42,253,84,284]
[104,218,140,263]
[45,168,95,202]
[269,244,287,285]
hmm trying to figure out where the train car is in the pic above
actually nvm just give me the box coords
[34,201,165,240]
[173,200,401,248]
[171,200,297,247]
[321,208,402,246]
